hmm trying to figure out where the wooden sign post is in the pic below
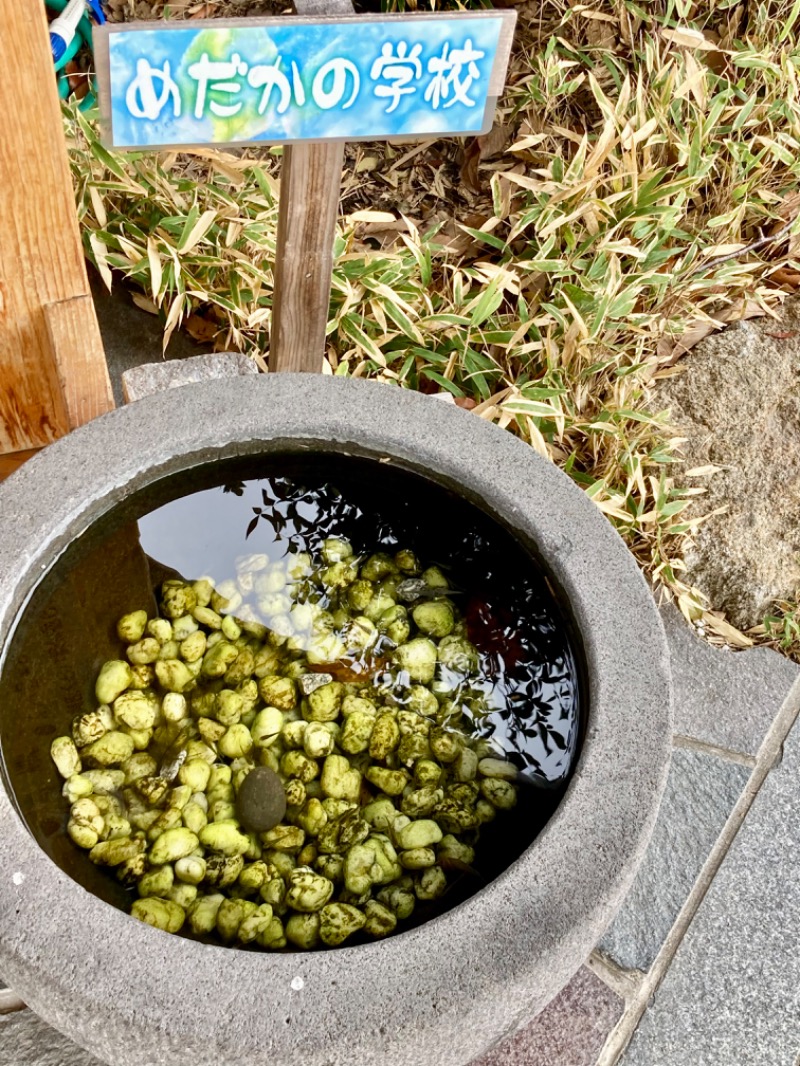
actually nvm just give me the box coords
[271,0,354,373]
[0,1,114,477]
[94,6,516,374]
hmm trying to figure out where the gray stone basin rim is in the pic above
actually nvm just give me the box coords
[0,376,671,1066]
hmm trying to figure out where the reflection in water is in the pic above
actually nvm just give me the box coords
[139,474,580,785]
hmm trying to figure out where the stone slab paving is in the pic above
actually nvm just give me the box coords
[0,1012,103,1066]
[662,604,799,755]
[620,710,800,1066]
[598,746,751,973]
[474,968,624,1066]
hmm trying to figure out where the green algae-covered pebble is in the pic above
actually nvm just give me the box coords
[306,681,344,722]
[71,708,113,749]
[377,880,416,920]
[149,827,199,866]
[89,836,145,867]
[83,731,135,768]
[95,660,133,705]
[132,897,185,933]
[480,777,518,810]
[285,867,335,912]
[477,757,518,781]
[188,893,224,934]
[412,600,455,638]
[416,865,447,900]
[363,899,397,938]
[436,635,479,674]
[320,754,362,803]
[393,638,437,683]
[51,736,81,779]
[113,691,158,732]
[260,824,304,851]
[161,580,198,620]
[319,902,365,946]
[295,799,326,839]
[217,898,257,942]
[362,796,397,833]
[396,819,443,850]
[365,766,409,797]
[138,865,174,898]
[303,722,336,759]
[406,685,439,719]
[344,843,381,895]
[204,854,245,888]
[258,915,287,950]
[218,723,253,759]
[285,912,321,950]
[175,856,206,885]
[169,883,198,910]
[251,707,284,749]
[117,610,148,643]
[201,642,240,678]
[339,708,377,755]
[368,713,400,760]
[178,757,211,792]
[200,821,251,857]
[154,658,194,693]
[238,902,274,944]
[126,638,161,666]
[399,847,437,870]
[257,675,297,711]
[82,769,125,794]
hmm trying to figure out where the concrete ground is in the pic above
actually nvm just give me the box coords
[2,286,799,1065]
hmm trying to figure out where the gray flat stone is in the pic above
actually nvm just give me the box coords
[622,701,800,1066]
[472,967,623,1066]
[121,351,257,403]
[599,747,750,973]
[662,604,800,756]
[0,1010,102,1066]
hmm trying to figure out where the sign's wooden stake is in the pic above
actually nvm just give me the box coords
[0,1,113,457]
[270,139,346,374]
[269,0,354,374]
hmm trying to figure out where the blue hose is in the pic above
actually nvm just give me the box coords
[45,0,102,111]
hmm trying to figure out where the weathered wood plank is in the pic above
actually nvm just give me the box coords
[0,1,109,453]
[269,0,354,373]
[45,296,114,430]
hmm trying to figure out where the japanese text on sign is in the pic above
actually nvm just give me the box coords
[95,13,515,149]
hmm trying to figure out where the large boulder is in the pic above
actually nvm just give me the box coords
[656,302,800,629]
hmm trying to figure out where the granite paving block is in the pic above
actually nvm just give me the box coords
[662,604,800,756]
[0,1010,103,1066]
[599,747,751,973]
[621,707,800,1066]
[471,967,624,1066]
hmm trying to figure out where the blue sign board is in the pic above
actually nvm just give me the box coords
[94,13,515,149]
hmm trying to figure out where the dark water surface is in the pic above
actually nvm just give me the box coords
[0,451,585,929]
